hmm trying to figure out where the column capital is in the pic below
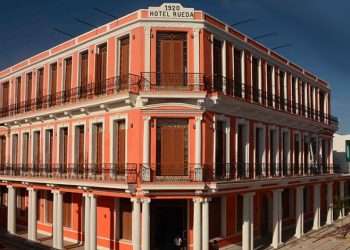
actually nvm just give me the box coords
[193,197,203,203]
[6,185,14,189]
[202,197,212,203]
[143,116,151,122]
[51,189,61,194]
[243,192,255,197]
[296,185,304,191]
[131,197,141,203]
[272,189,284,194]
[141,197,151,204]
[195,116,203,122]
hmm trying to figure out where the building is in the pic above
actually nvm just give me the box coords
[333,133,350,173]
[0,3,347,250]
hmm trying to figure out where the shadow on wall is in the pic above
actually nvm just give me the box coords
[334,151,350,173]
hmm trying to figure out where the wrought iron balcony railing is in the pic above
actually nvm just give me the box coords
[0,162,337,185]
[0,74,141,118]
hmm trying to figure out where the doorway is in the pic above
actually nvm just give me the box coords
[151,200,187,250]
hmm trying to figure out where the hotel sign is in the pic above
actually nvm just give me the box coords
[149,3,194,19]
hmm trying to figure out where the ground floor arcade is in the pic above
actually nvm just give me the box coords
[0,180,349,250]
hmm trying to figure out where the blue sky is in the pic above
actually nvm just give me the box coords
[0,0,349,133]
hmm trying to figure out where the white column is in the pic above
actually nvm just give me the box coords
[242,193,254,250]
[295,186,304,239]
[193,28,200,90]
[132,198,141,250]
[52,191,57,248]
[7,185,16,234]
[326,182,334,225]
[312,184,321,230]
[241,50,245,99]
[141,198,150,250]
[28,188,37,241]
[53,190,63,250]
[271,189,283,248]
[202,198,209,250]
[339,181,345,218]
[90,194,97,250]
[142,116,150,181]
[84,194,91,250]
[225,121,231,178]
[222,40,227,94]
[193,198,202,250]
[195,117,202,181]
[258,59,262,103]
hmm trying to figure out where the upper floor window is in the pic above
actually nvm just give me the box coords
[119,36,130,80]
[15,77,21,109]
[63,57,72,101]
[213,39,223,91]
[79,51,88,86]
[156,32,187,86]
[37,68,44,101]
[95,43,107,93]
[266,64,273,107]
[279,71,285,110]
[252,57,259,102]
[233,48,242,97]
[1,81,9,113]
[49,63,57,106]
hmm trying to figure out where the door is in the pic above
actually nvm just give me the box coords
[215,121,226,178]
[80,52,88,97]
[37,68,44,109]
[213,39,223,91]
[234,49,242,97]
[2,82,9,115]
[61,128,68,173]
[33,132,40,169]
[50,63,57,106]
[114,120,125,174]
[15,77,21,112]
[64,58,72,102]
[0,136,6,169]
[156,119,188,176]
[119,36,130,86]
[95,43,107,95]
[26,73,32,111]
[78,126,85,174]
[157,32,186,87]
[95,124,103,174]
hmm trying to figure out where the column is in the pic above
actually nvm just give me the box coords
[193,198,202,250]
[312,184,321,230]
[144,25,151,90]
[295,186,304,239]
[142,117,150,181]
[90,194,97,250]
[7,185,16,234]
[28,188,37,241]
[193,28,200,90]
[242,193,254,250]
[194,117,203,181]
[222,40,227,94]
[84,194,91,250]
[132,198,141,250]
[339,181,345,218]
[225,121,231,178]
[202,198,209,250]
[326,182,334,225]
[271,189,283,248]
[53,190,63,249]
[241,50,245,99]
[141,198,151,250]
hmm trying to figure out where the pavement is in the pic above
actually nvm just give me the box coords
[280,216,350,250]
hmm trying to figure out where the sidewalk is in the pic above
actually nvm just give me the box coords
[280,217,350,250]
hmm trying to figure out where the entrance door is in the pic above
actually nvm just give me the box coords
[151,200,187,250]
[215,121,225,178]
[156,119,188,176]
[157,32,187,87]
[0,136,6,169]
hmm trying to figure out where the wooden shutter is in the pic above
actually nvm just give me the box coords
[95,43,107,93]
[48,130,53,165]
[78,126,84,166]
[16,77,21,109]
[236,195,243,232]
[120,199,132,240]
[96,124,103,171]
[267,65,273,106]
[37,68,44,99]
[26,73,32,110]
[119,36,130,82]
[0,136,6,166]
[46,191,53,224]
[50,63,57,105]
[34,132,40,165]
[63,193,71,227]
[64,57,72,93]
[2,82,9,111]
[215,121,226,177]
[158,119,187,176]
[62,128,68,170]
[244,51,252,100]
[226,42,233,95]
[252,57,259,102]
[158,32,186,86]
[115,120,126,165]
[80,52,88,93]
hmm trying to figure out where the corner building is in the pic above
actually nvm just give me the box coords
[0,3,347,250]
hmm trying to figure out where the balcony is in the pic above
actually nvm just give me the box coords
[0,162,335,186]
[0,74,141,119]
[0,73,337,129]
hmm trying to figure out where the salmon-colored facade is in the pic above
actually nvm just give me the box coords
[0,3,347,250]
